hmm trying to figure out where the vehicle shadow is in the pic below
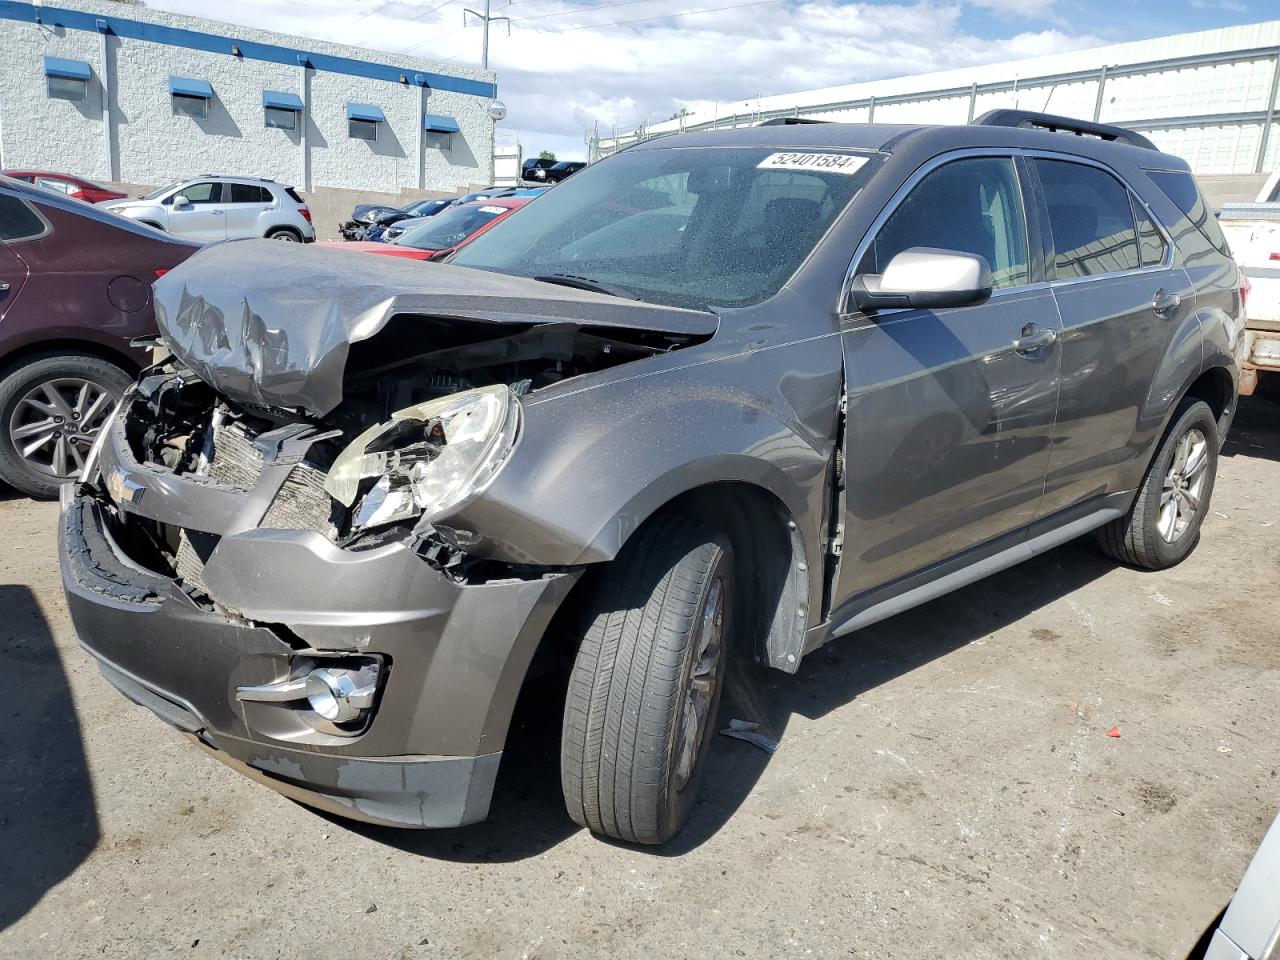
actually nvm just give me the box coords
[0,585,99,930]
[1222,392,1280,463]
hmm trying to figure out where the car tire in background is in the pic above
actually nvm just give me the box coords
[561,513,733,845]
[265,227,301,241]
[1097,398,1219,570]
[0,352,133,499]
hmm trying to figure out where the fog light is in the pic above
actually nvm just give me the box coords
[305,667,377,723]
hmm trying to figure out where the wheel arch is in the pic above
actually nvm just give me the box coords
[552,478,815,675]
[265,225,303,241]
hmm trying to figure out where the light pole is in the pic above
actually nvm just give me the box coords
[463,0,510,71]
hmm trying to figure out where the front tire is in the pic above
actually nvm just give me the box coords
[1097,398,1219,570]
[0,353,133,499]
[561,515,733,844]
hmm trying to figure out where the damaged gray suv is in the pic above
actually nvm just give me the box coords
[62,110,1245,844]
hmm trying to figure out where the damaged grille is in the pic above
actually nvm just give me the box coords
[206,424,264,490]
[260,463,338,537]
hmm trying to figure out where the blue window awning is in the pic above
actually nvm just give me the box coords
[423,114,460,133]
[169,76,213,99]
[262,90,303,111]
[346,102,385,123]
[44,56,91,81]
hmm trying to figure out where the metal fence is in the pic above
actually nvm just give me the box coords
[588,43,1280,176]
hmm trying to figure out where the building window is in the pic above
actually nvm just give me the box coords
[47,75,88,103]
[349,118,378,141]
[265,106,298,131]
[172,94,208,119]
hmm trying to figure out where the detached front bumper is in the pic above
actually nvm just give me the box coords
[61,437,579,826]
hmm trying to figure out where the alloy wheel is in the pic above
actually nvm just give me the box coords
[8,377,115,480]
[1158,427,1209,543]
[674,577,725,793]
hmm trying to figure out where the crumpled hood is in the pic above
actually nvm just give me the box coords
[154,239,717,417]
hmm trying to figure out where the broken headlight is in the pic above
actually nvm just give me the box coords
[324,384,520,535]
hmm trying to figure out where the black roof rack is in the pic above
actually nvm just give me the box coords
[758,117,831,126]
[971,109,1158,151]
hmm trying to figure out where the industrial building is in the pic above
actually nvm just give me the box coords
[0,0,500,221]
[591,21,1280,200]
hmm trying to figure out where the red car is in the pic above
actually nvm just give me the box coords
[0,176,198,498]
[326,197,528,260]
[2,170,128,205]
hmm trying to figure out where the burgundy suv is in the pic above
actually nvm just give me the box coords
[0,176,198,498]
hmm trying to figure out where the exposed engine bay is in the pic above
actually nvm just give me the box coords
[99,313,695,603]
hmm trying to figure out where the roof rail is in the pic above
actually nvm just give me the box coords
[971,109,1158,151]
[758,117,831,126]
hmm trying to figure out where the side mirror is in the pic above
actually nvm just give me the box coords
[172,194,192,210]
[849,247,993,314]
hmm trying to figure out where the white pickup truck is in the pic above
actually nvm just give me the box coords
[1219,171,1280,396]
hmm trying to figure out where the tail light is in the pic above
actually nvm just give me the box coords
[1270,252,1280,261]
[1240,268,1251,319]
[299,206,312,223]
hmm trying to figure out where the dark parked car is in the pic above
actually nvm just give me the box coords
[324,198,529,260]
[0,176,197,497]
[521,157,557,182]
[3,170,128,205]
[63,111,1242,845]
[338,203,402,241]
[529,160,586,183]
[365,198,457,242]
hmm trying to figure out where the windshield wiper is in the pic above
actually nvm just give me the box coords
[533,273,638,300]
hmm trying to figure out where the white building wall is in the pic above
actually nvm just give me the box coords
[0,0,497,194]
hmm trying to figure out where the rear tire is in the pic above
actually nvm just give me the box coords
[561,514,733,844]
[0,353,133,499]
[1097,398,1218,570]
[266,227,301,241]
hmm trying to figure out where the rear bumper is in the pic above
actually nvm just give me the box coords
[1239,325,1280,396]
[60,467,578,827]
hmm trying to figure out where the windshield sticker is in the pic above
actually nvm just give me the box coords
[478,205,506,214]
[757,152,868,175]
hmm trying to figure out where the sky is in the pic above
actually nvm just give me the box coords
[149,0,1267,161]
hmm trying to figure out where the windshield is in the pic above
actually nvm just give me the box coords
[394,203,509,250]
[452,146,882,310]
[140,183,176,201]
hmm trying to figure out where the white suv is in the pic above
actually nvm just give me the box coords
[103,176,315,243]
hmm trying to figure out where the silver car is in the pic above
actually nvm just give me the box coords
[102,175,315,243]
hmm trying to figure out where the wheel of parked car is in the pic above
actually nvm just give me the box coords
[561,514,733,844]
[0,353,134,499]
[1097,397,1219,570]
[266,228,301,241]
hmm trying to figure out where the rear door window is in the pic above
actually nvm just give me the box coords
[1132,197,1168,268]
[860,156,1030,290]
[229,184,270,203]
[1035,159,1140,279]
[0,195,48,242]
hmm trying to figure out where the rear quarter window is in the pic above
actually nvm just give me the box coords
[0,194,48,242]
[1146,170,1232,258]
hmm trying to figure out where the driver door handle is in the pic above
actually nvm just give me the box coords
[1151,289,1181,317]
[1013,322,1057,356]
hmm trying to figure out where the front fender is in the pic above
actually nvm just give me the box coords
[435,339,843,569]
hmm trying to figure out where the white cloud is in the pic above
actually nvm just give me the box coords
[1189,0,1246,11]
[151,0,1099,161]
[966,0,1058,17]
